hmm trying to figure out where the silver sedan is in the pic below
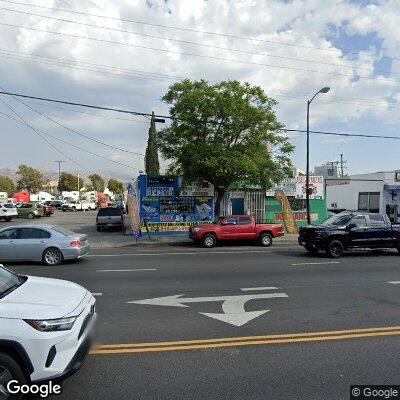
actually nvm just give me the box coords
[0,225,90,266]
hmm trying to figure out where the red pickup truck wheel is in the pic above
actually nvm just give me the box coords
[259,233,273,247]
[202,234,216,248]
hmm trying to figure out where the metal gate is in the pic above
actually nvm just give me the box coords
[245,191,265,223]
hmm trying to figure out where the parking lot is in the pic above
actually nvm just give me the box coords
[0,209,125,240]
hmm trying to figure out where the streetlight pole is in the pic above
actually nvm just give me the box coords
[306,87,330,225]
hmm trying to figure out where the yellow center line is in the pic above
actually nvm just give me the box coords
[90,326,400,355]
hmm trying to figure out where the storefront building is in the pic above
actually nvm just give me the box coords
[265,175,327,226]
[138,175,215,235]
[220,176,327,227]
[326,170,400,222]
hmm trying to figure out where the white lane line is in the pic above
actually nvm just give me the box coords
[96,268,157,273]
[241,287,279,291]
[388,281,400,284]
[88,250,270,257]
[291,261,340,266]
[89,252,197,257]
[91,292,103,296]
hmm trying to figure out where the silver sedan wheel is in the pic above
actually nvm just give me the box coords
[43,248,63,266]
[0,366,12,400]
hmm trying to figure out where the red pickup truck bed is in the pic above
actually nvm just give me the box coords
[189,215,284,248]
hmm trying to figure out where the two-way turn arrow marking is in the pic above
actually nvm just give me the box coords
[127,290,288,326]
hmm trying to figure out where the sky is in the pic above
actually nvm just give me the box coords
[0,0,399,181]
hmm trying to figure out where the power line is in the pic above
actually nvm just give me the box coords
[1,89,400,141]
[0,48,394,106]
[1,22,398,84]
[9,93,145,157]
[283,128,400,140]
[1,0,396,63]
[0,6,394,77]
[0,101,91,172]
[0,50,178,84]
[0,108,141,170]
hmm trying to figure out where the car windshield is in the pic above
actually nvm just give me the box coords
[322,214,353,226]
[0,266,22,298]
[212,217,225,224]
[98,207,121,216]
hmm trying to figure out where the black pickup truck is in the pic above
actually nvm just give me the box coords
[298,212,400,258]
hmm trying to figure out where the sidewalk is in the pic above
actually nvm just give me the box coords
[89,233,299,249]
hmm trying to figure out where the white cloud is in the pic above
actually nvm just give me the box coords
[0,0,399,176]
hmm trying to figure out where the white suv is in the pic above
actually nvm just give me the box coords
[0,264,96,399]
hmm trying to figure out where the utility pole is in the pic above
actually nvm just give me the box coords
[54,160,64,197]
[340,154,344,177]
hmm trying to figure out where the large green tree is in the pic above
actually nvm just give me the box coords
[16,164,44,192]
[145,111,160,175]
[88,173,105,192]
[58,172,82,192]
[107,178,124,194]
[158,80,294,215]
[0,175,16,195]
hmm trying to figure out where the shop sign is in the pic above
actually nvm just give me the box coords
[180,182,214,197]
[266,176,324,199]
[265,178,297,197]
[146,186,174,196]
[295,176,324,200]
[275,212,318,222]
[142,221,212,233]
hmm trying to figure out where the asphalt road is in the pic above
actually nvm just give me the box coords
[7,245,400,400]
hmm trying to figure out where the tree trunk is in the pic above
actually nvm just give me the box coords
[215,189,226,217]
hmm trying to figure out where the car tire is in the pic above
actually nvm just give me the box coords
[27,212,34,219]
[202,234,216,248]
[397,242,400,254]
[97,226,103,232]
[4,217,12,222]
[72,207,76,212]
[326,239,344,258]
[305,244,319,254]
[0,352,26,400]
[42,247,64,266]
[259,233,273,247]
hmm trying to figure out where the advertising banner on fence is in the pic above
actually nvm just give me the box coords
[127,183,141,238]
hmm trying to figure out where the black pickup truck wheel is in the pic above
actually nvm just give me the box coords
[326,240,344,258]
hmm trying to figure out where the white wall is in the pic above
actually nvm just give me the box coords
[326,172,384,212]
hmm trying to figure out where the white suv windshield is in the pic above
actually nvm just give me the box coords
[0,266,21,298]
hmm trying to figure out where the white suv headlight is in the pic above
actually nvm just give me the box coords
[192,227,202,232]
[24,316,77,332]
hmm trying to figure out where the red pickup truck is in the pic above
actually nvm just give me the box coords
[189,215,284,248]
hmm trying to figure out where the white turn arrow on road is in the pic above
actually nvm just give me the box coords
[128,292,288,327]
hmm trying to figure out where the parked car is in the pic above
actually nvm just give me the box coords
[298,211,400,258]
[0,264,96,395]
[41,203,54,217]
[0,203,18,222]
[61,200,89,212]
[96,207,123,231]
[46,200,65,209]
[83,200,97,211]
[189,215,284,248]
[0,225,90,266]
[16,202,43,219]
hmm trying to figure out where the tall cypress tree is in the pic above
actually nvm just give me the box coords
[145,111,160,175]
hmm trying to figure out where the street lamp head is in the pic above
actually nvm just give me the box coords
[320,87,330,94]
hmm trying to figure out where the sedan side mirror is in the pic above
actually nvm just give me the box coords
[347,223,357,230]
